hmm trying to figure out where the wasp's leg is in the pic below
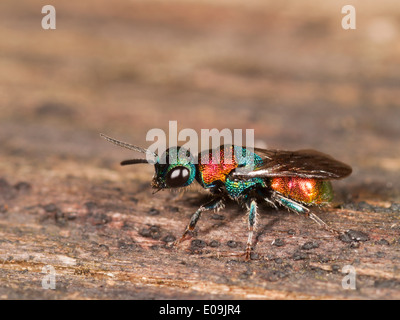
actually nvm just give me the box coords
[272,192,340,234]
[256,188,278,210]
[245,198,258,260]
[175,197,225,245]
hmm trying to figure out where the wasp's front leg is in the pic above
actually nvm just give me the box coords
[175,197,225,245]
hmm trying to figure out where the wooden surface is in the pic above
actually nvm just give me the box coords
[1,0,400,300]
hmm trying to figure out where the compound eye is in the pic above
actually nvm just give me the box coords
[166,166,190,188]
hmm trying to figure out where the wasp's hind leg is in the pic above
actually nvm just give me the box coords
[271,192,340,235]
[175,197,225,246]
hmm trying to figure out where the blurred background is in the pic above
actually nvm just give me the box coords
[0,0,399,195]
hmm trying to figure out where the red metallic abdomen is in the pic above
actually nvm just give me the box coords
[270,177,333,204]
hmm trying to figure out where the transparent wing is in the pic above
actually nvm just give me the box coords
[232,148,352,180]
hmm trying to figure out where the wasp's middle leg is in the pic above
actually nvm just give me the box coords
[244,198,258,260]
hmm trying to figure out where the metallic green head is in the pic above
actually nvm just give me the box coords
[100,134,196,192]
[151,146,196,192]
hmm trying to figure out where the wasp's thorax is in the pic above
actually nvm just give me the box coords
[151,147,196,191]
